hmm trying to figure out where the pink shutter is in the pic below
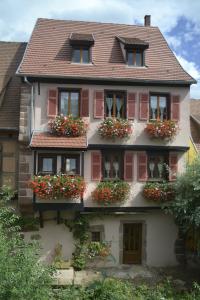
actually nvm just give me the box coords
[94,90,104,118]
[91,151,102,181]
[139,93,149,121]
[47,89,58,117]
[137,152,148,181]
[80,89,89,117]
[171,95,180,121]
[169,153,178,181]
[127,92,136,120]
[124,151,134,181]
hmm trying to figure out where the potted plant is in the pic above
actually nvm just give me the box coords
[49,114,87,137]
[92,180,130,205]
[143,181,175,202]
[98,118,132,139]
[145,120,178,140]
[29,174,86,200]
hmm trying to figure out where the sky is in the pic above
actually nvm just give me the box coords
[0,0,200,98]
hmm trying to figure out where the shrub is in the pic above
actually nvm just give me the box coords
[98,118,132,139]
[143,182,175,202]
[29,174,86,200]
[92,180,130,205]
[145,120,178,140]
[49,114,87,137]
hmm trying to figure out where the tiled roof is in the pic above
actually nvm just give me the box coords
[30,131,87,149]
[18,18,195,84]
[0,41,27,130]
[118,36,149,47]
[70,33,94,42]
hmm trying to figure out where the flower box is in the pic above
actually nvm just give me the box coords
[29,174,86,200]
[98,118,132,139]
[92,180,130,205]
[49,114,87,137]
[143,182,175,202]
[145,120,178,140]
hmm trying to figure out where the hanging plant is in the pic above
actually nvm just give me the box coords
[92,180,130,205]
[29,174,86,200]
[49,114,87,137]
[98,118,132,139]
[143,182,175,202]
[145,120,178,140]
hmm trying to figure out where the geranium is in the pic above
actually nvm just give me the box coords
[143,182,175,202]
[145,120,178,140]
[49,114,87,137]
[29,174,86,200]
[92,180,130,205]
[98,118,132,139]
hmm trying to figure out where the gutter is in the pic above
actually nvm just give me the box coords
[24,76,34,137]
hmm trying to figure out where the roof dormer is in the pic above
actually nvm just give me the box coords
[69,33,94,64]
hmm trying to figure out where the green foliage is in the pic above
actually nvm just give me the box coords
[0,185,16,204]
[143,181,175,202]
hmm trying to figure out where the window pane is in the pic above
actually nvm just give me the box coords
[148,153,168,180]
[65,158,77,175]
[42,158,53,172]
[136,51,142,66]
[116,94,124,118]
[72,49,81,63]
[127,52,133,65]
[82,49,89,63]
[103,152,121,179]
[70,92,79,117]
[91,231,101,242]
[60,92,69,115]
[150,96,158,120]
[159,96,167,121]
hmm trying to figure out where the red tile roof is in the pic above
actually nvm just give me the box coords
[18,18,195,84]
[30,131,87,149]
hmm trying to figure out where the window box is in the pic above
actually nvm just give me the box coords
[98,118,132,139]
[29,174,86,200]
[92,180,130,205]
[145,120,178,140]
[49,114,87,137]
[143,182,175,202]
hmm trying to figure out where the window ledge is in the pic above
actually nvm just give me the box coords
[126,65,148,69]
[70,62,94,66]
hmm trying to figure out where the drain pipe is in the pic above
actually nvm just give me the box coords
[24,76,34,137]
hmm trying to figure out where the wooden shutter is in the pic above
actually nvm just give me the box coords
[171,95,180,121]
[94,90,104,118]
[139,93,149,121]
[127,92,136,120]
[80,89,89,117]
[137,152,148,181]
[47,89,58,117]
[91,151,102,181]
[169,152,178,181]
[124,151,134,181]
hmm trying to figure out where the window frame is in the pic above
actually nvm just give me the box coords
[147,151,169,181]
[101,149,124,180]
[89,225,105,243]
[72,46,90,64]
[61,154,80,175]
[38,154,57,175]
[149,92,170,121]
[104,90,126,119]
[126,49,144,67]
[58,88,81,117]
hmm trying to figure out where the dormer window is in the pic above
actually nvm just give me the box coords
[127,49,144,66]
[70,32,94,64]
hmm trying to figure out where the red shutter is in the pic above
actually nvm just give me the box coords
[47,89,58,117]
[127,92,136,120]
[91,151,102,181]
[124,151,134,181]
[80,89,89,117]
[169,153,178,181]
[171,95,180,121]
[139,93,149,121]
[94,90,104,118]
[137,152,148,181]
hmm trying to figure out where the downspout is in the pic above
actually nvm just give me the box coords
[24,76,34,138]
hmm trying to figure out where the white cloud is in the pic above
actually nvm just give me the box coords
[165,35,182,50]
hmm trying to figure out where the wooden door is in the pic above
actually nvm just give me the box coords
[123,223,142,264]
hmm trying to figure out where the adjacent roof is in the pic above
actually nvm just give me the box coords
[30,131,87,149]
[0,41,27,130]
[18,18,195,84]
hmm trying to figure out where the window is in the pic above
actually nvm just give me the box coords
[91,231,101,242]
[127,49,144,66]
[147,152,168,180]
[59,90,80,117]
[102,151,123,180]
[72,47,90,63]
[105,91,125,118]
[62,154,80,175]
[38,155,57,175]
[149,94,169,121]
[89,225,104,242]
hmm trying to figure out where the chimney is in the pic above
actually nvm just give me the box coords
[144,15,151,26]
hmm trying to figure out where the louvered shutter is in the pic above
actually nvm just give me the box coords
[137,152,148,181]
[171,95,180,121]
[139,93,149,120]
[47,89,58,117]
[80,89,89,117]
[91,151,102,181]
[127,92,136,120]
[169,152,178,181]
[124,151,134,181]
[94,90,104,118]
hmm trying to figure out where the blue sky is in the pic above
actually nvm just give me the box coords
[0,0,200,98]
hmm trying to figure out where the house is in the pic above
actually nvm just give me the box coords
[189,99,200,158]
[0,41,26,189]
[16,15,196,267]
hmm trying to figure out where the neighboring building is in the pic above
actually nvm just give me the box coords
[0,41,26,189]
[189,99,200,160]
[16,16,196,266]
